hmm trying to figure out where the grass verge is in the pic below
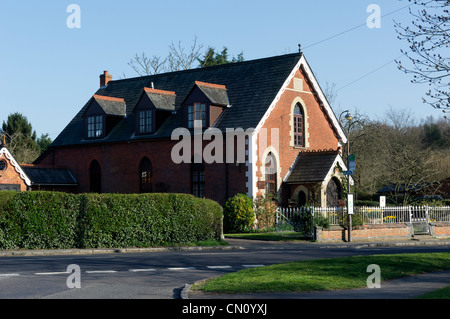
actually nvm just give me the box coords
[192,252,450,294]
[415,285,450,299]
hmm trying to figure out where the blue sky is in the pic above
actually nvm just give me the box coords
[0,0,444,139]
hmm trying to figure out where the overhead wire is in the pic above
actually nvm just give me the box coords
[301,3,414,91]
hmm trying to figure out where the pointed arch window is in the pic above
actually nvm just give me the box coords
[89,160,101,193]
[294,103,305,147]
[140,157,153,193]
[265,152,277,195]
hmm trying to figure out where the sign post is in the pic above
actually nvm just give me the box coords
[347,193,354,242]
[348,193,354,215]
[347,154,355,242]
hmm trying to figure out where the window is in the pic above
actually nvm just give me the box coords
[0,160,6,171]
[192,162,205,198]
[139,110,153,134]
[188,103,206,129]
[293,104,304,147]
[265,152,277,195]
[87,115,104,138]
[139,157,153,193]
[89,160,101,193]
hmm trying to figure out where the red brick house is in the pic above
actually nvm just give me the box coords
[34,52,349,207]
[0,144,31,191]
[0,142,77,192]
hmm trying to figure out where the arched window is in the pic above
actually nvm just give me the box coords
[294,103,305,147]
[89,160,101,193]
[140,157,153,193]
[192,161,205,198]
[265,152,277,195]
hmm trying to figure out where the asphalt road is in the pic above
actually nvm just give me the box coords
[0,239,449,299]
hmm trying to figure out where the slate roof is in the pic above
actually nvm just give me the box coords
[91,95,126,116]
[143,88,176,111]
[286,151,340,184]
[50,53,303,147]
[193,81,229,107]
[21,165,78,186]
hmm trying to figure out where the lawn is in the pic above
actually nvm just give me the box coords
[192,252,450,294]
[415,285,450,299]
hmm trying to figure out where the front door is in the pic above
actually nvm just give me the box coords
[326,178,342,207]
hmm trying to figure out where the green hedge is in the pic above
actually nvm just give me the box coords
[0,191,223,250]
[223,193,255,233]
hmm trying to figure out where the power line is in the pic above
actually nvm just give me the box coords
[302,3,413,51]
[336,53,406,92]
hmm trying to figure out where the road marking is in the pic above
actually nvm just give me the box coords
[207,265,232,269]
[0,273,20,277]
[85,270,117,274]
[167,267,196,270]
[129,268,156,272]
[242,264,265,268]
[35,271,69,275]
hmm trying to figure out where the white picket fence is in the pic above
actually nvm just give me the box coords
[276,205,450,228]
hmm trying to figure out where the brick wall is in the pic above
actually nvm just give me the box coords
[430,222,450,238]
[315,224,413,242]
[254,67,340,198]
[39,137,247,205]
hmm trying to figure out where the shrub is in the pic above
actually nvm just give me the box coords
[0,191,223,250]
[0,191,80,249]
[223,193,255,233]
[253,194,277,230]
[77,193,223,248]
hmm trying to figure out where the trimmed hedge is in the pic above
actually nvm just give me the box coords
[0,191,223,250]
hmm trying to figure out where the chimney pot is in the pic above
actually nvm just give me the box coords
[100,70,112,87]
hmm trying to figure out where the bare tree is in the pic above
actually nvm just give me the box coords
[128,36,203,76]
[128,53,167,76]
[166,36,204,72]
[394,0,450,111]
[323,82,338,106]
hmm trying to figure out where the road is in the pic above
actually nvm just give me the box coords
[0,239,449,299]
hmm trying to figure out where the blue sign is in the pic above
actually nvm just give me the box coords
[343,170,353,175]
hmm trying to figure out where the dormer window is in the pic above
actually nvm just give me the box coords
[188,103,206,129]
[134,87,176,135]
[87,115,104,138]
[84,95,126,139]
[139,109,153,134]
[182,81,229,130]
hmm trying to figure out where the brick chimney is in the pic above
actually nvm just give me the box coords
[99,70,112,87]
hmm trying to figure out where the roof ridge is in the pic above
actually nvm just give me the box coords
[195,81,227,90]
[93,94,125,102]
[111,52,302,84]
[144,87,176,96]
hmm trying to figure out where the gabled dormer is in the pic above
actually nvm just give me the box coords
[83,95,126,139]
[134,87,176,135]
[182,81,229,129]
